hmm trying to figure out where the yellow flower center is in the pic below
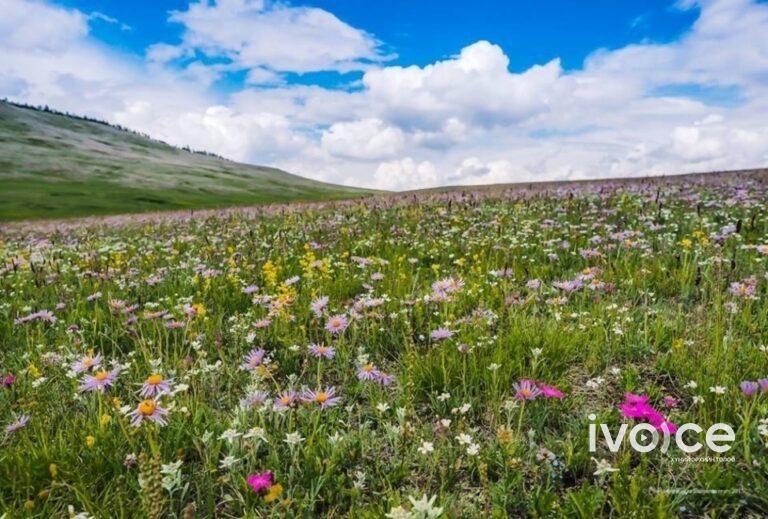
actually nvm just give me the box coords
[147,374,163,385]
[138,400,156,416]
[83,358,94,367]
[94,370,109,381]
[315,392,328,404]
[280,396,292,405]
[362,363,374,373]
[519,389,534,398]
[330,318,341,327]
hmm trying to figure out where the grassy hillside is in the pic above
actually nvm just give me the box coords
[0,101,374,221]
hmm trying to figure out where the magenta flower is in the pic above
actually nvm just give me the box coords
[301,387,342,409]
[247,471,273,493]
[2,374,16,387]
[662,396,678,408]
[514,379,541,400]
[241,349,266,371]
[325,314,348,334]
[619,393,677,435]
[128,399,169,427]
[537,382,564,399]
[79,368,120,393]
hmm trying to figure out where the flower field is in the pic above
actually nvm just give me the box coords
[2,173,768,517]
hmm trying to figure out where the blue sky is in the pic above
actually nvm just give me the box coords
[2,0,767,189]
[57,0,700,83]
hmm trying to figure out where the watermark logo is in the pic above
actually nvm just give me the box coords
[588,414,735,454]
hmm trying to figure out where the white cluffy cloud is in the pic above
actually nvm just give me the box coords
[1,0,767,191]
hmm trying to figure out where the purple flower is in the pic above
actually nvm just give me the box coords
[311,296,329,317]
[308,343,335,359]
[5,414,29,435]
[71,354,102,373]
[759,378,768,393]
[140,374,173,397]
[240,390,270,410]
[513,379,541,400]
[79,368,120,393]
[241,349,266,371]
[274,390,298,410]
[740,380,760,396]
[301,387,342,409]
[243,284,259,295]
[430,328,454,341]
[2,374,16,387]
[128,399,169,427]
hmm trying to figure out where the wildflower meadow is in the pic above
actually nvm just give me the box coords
[2,173,768,517]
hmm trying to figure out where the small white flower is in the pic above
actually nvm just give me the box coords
[592,457,619,476]
[437,392,451,401]
[466,443,480,456]
[456,433,473,446]
[284,431,305,446]
[376,402,390,413]
[408,494,443,518]
[709,386,727,395]
[418,441,435,455]
[219,455,240,470]
[684,380,698,389]
[218,429,241,443]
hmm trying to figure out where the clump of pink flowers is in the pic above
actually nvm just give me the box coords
[619,393,677,434]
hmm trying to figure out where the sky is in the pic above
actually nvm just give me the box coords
[1,0,767,190]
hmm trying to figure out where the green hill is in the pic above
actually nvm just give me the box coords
[0,101,374,221]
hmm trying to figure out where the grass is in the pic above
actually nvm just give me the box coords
[0,101,374,221]
[1,174,768,517]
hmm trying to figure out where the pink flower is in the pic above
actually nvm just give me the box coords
[325,314,348,334]
[537,383,564,399]
[618,393,676,435]
[247,471,273,493]
[79,368,120,393]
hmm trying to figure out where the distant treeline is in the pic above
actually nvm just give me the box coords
[1,98,230,161]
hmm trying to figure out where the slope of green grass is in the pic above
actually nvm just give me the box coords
[0,101,374,221]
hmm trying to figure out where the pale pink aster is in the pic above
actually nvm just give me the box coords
[301,387,342,409]
[325,314,348,334]
[241,349,266,371]
[128,399,169,427]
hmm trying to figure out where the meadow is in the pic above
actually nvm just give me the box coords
[1,173,768,517]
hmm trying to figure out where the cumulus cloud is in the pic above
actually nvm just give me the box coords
[161,0,387,73]
[1,0,767,191]
[321,118,405,160]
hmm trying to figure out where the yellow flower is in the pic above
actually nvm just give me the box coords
[27,365,41,379]
[49,464,58,478]
[680,238,692,250]
[264,483,284,503]
[100,414,111,427]
[85,435,96,447]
